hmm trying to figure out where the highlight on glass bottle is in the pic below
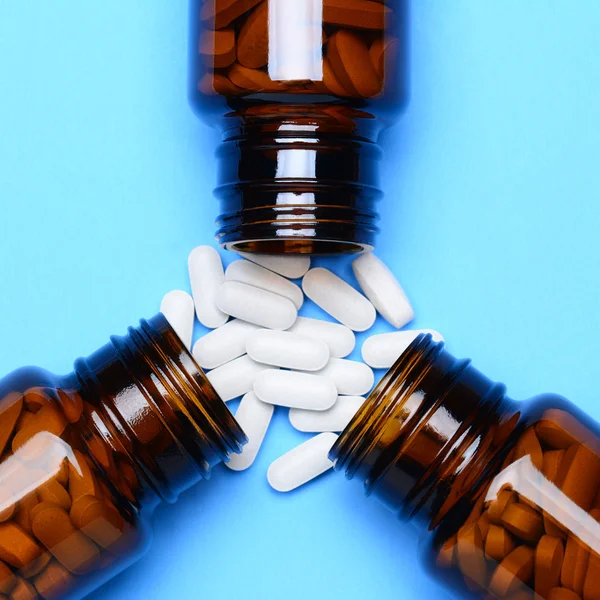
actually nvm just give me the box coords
[189,0,408,255]
[331,334,600,600]
[0,315,245,599]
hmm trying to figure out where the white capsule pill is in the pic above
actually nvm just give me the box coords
[352,252,414,329]
[289,396,365,433]
[216,281,298,330]
[237,252,310,279]
[160,290,195,350]
[207,355,276,402]
[246,330,330,371]
[193,319,260,370]
[226,260,304,310]
[226,392,274,471]
[254,370,337,411]
[362,329,445,369]
[302,268,376,332]
[287,316,355,358]
[188,246,228,329]
[310,358,374,396]
[267,432,338,492]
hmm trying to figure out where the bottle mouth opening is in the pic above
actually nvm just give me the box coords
[329,333,443,480]
[139,315,247,462]
[225,237,369,255]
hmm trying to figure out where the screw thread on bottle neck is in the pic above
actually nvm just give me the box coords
[214,109,383,254]
[72,314,245,505]
[331,335,519,529]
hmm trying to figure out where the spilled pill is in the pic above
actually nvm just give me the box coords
[237,252,310,279]
[267,432,338,492]
[289,396,365,433]
[160,290,195,350]
[216,281,297,330]
[227,392,274,471]
[246,330,330,371]
[207,355,275,402]
[302,268,376,332]
[287,317,355,358]
[226,260,304,310]
[352,252,414,329]
[310,358,374,396]
[254,370,337,411]
[188,246,228,329]
[362,329,444,369]
[192,319,259,370]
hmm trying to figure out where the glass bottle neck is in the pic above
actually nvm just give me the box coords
[330,335,521,531]
[214,108,383,255]
[66,314,245,508]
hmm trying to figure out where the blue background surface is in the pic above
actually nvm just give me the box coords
[1,2,600,599]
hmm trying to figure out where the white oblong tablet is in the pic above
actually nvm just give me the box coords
[267,432,338,492]
[287,316,355,358]
[226,392,274,471]
[352,252,414,329]
[302,268,376,332]
[254,370,337,411]
[188,246,229,329]
[216,281,298,330]
[246,330,330,371]
[310,358,374,396]
[289,396,365,433]
[226,260,304,310]
[237,252,310,279]
[362,329,445,369]
[160,290,195,350]
[207,355,276,402]
[193,319,260,370]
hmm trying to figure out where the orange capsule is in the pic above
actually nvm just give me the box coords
[0,522,41,569]
[535,535,564,598]
[0,393,23,455]
[34,561,74,600]
[513,427,544,471]
[501,503,544,544]
[31,504,99,574]
[489,546,535,597]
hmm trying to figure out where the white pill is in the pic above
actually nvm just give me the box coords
[254,370,337,411]
[352,252,414,329]
[287,316,355,358]
[207,355,275,402]
[267,432,338,492]
[160,290,195,350]
[216,281,297,330]
[188,246,228,329]
[362,329,445,369]
[246,330,330,371]
[192,319,260,370]
[226,260,304,310]
[226,392,274,471]
[310,358,374,396]
[289,396,364,433]
[237,252,310,279]
[302,268,376,332]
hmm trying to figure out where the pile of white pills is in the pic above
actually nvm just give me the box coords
[160,248,443,493]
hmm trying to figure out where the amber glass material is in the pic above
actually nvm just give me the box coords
[0,315,245,599]
[189,0,408,254]
[331,334,600,600]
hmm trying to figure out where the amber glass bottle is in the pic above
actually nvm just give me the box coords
[331,334,600,600]
[0,314,245,599]
[189,0,408,254]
